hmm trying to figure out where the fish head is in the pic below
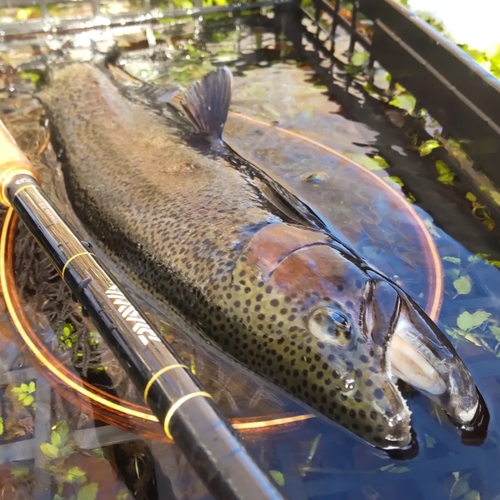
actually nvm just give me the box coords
[234,223,479,448]
[303,267,413,448]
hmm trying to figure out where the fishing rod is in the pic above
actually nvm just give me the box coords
[0,119,285,500]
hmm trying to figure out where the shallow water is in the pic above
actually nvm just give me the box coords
[0,12,500,500]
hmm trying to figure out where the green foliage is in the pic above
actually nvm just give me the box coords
[66,466,87,484]
[11,466,30,479]
[269,470,285,487]
[60,322,78,349]
[419,139,441,156]
[435,160,455,185]
[12,381,36,407]
[457,311,490,331]
[397,0,499,81]
[453,275,472,296]
[389,93,416,113]
[77,483,98,500]
[425,434,436,448]
[41,421,73,461]
[19,71,40,84]
[460,43,500,80]
[379,464,410,473]
[443,256,461,265]
[345,153,388,171]
[40,422,103,500]
[449,472,482,500]
[350,51,369,67]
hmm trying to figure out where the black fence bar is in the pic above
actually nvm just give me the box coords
[359,0,500,187]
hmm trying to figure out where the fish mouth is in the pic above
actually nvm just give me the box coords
[387,290,479,426]
[363,276,479,449]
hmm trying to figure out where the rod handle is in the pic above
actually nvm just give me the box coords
[0,120,41,206]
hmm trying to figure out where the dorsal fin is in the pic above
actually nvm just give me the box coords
[181,66,233,140]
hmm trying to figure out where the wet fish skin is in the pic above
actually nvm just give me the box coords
[38,63,477,448]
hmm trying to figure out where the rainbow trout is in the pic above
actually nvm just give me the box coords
[39,63,479,448]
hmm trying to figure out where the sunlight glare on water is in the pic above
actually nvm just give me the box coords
[409,0,500,52]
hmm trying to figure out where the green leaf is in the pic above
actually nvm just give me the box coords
[466,192,477,202]
[0,417,3,436]
[40,443,59,459]
[66,466,87,484]
[489,325,500,343]
[443,256,461,265]
[419,139,440,156]
[11,387,22,394]
[450,477,470,499]
[28,381,36,393]
[351,51,369,66]
[435,160,455,185]
[18,393,27,401]
[387,176,404,187]
[11,466,29,479]
[269,470,285,487]
[406,192,416,203]
[457,311,491,332]
[446,268,461,280]
[56,421,70,441]
[464,491,481,500]
[51,431,61,447]
[20,383,28,392]
[389,93,416,113]
[116,489,131,500]
[425,434,436,448]
[453,275,472,295]
[389,466,410,473]
[77,483,99,500]
[23,395,34,406]
[345,153,388,171]
[19,70,40,84]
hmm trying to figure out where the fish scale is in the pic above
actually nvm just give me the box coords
[38,62,479,449]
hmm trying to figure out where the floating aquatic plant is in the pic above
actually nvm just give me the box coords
[11,381,36,408]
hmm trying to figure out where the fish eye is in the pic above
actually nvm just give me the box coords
[328,311,350,329]
[308,307,353,346]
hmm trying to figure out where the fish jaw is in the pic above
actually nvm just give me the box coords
[389,292,479,426]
